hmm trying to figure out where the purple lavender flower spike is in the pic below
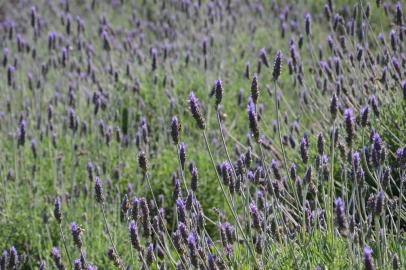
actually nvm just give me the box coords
[363,246,375,270]
[189,92,206,129]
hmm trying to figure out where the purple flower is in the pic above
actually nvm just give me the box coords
[179,143,186,169]
[171,116,180,145]
[70,223,83,249]
[259,48,269,67]
[187,233,198,267]
[50,247,65,270]
[249,203,263,231]
[305,13,311,36]
[344,108,354,146]
[363,246,375,270]
[95,177,104,204]
[215,79,223,107]
[247,99,260,142]
[272,50,283,81]
[335,197,348,236]
[189,92,206,130]
[129,220,141,250]
[251,74,259,104]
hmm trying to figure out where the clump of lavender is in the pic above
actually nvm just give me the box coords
[189,92,206,130]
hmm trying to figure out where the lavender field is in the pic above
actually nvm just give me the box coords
[0,0,405,269]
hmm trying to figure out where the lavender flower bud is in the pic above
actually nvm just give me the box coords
[259,48,269,67]
[247,99,260,142]
[187,234,198,267]
[344,109,355,147]
[251,74,259,104]
[374,191,384,216]
[129,220,141,251]
[175,143,186,170]
[392,253,399,270]
[171,116,180,145]
[7,65,15,87]
[51,247,65,270]
[305,13,311,36]
[250,203,263,231]
[300,137,309,164]
[70,223,83,249]
[189,92,206,129]
[177,197,186,223]
[1,250,7,270]
[132,197,139,221]
[191,166,198,192]
[272,50,283,81]
[74,259,81,270]
[330,94,338,120]
[317,133,324,155]
[402,80,406,100]
[215,80,223,107]
[8,246,18,270]
[335,197,348,236]
[370,95,379,117]
[363,246,375,270]
[54,197,62,224]
[95,177,104,204]
[39,261,46,270]
[396,2,403,26]
[140,197,151,237]
[360,106,369,127]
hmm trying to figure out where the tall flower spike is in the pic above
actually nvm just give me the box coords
[272,50,283,81]
[215,79,223,107]
[189,92,206,129]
